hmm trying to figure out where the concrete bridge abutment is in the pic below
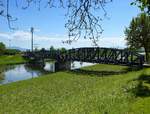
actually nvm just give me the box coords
[55,61,71,71]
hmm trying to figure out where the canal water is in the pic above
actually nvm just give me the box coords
[0,62,94,85]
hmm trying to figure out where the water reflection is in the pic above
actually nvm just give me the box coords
[0,61,94,85]
[71,61,95,69]
[44,62,55,72]
[0,63,54,85]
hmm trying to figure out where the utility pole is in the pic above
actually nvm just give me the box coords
[31,27,34,52]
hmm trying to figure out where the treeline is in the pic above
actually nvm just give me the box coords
[34,46,67,54]
[0,42,21,56]
[49,46,67,53]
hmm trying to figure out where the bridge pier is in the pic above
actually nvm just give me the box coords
[28,58,45,68]
[55,61,71,71]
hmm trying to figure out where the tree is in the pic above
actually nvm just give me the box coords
[125,13,150,63]
[0,42,6,55]
[0,0,112,45]
[59,47,67,53]
[50,46,56,55]
[131,0,150,14]
[50,46,56,52]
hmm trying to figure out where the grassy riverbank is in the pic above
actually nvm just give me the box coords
[0,55,26,65]
[0,64,150,114]
[0,74,3,80]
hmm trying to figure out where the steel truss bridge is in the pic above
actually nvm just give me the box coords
[24,47,145,67]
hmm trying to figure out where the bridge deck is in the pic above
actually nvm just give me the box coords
[23,47,145,67]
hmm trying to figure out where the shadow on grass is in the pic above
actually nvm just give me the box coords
[132,74,150,97]
[67,67,141,77]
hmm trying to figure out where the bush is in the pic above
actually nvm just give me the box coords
[4,49,21,55]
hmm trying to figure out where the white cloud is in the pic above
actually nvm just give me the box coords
[12,31,31,40]
[63,36,126,49]
[0,31,126,49]
[98,37,126,48]
[0,32,10,39]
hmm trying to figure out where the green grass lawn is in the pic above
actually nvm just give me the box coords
[0,55,26,65]
[0,64,150,114]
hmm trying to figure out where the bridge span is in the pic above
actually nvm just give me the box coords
[23,47,145,70]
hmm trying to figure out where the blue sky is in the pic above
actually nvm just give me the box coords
[0,0,141,49]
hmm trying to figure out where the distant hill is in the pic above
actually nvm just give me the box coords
[7,46,28,51]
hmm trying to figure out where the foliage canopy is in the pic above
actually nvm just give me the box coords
[125,13,150,63]
[131,0,150,14]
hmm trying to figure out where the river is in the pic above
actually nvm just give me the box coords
[0,62,94,85]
